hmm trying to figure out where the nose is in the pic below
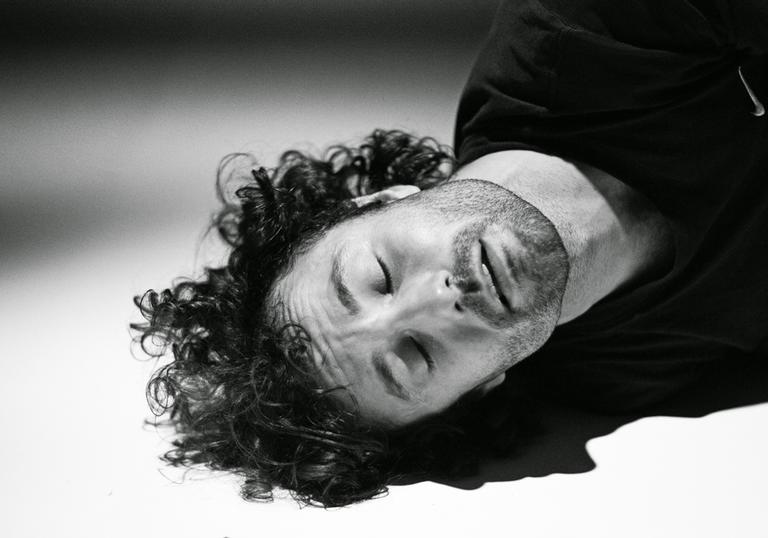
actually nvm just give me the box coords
[389,269,463,331]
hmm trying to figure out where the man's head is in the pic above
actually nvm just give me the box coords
[271,179,568,426]
[131,130,567,507]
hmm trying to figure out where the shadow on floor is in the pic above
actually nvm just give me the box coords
[402,356,768,490]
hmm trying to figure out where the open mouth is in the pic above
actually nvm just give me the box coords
[480,241,511,310]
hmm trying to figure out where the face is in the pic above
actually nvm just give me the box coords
[271,179,568,427]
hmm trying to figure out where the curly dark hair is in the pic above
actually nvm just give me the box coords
[130,129,538,507]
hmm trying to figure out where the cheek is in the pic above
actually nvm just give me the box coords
[392,228,459,272]
[441,325,508,365]
[432,344,506,400]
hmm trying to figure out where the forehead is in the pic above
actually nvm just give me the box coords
[271,212,435,423]
[269,222,382,368]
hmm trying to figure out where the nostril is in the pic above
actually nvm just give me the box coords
[444,275,451,287]
[455,303,463,312]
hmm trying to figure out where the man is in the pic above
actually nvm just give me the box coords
[132,0,768,506]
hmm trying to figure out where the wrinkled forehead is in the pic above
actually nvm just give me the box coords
[267,223,428,425]
[267,224,357,377]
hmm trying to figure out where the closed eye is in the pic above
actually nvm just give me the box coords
[410,336,434,371]
[377,256,393,294]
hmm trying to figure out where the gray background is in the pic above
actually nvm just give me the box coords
[1,0,495,269]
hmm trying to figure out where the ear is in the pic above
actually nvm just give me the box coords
[474,372,506,397]
[352,184,421,208]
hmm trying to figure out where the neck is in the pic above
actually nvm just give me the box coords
[453,150,672,324]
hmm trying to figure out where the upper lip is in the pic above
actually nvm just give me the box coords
[479,239,515,311]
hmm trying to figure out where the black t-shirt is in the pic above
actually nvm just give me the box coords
[454,0,768,412]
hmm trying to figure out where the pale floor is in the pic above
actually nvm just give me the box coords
[2,224,767,537]
[2,45,767,538]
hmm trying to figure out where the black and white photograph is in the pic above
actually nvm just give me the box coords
[2,1,767,536]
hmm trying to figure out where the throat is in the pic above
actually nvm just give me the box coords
[559,192,672,323]
[559,162,674,323]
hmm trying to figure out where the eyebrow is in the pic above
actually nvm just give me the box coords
[372,352,412,401]
[331,243,361,316]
